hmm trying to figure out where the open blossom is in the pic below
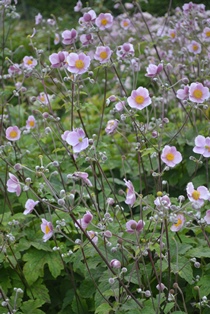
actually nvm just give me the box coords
[80,33,94,46]
[202,27,210,42]
[170,214,185,232]
[22,56,37,69]
[73,172,92,187]
[154,195,171,209]
[35,13,42,25]
[41,219,53,242]
[49,51,68,68]
[8,63,22,76]
[189,83,209,103]
[87,230,98,245]
[75,212,93,230]
[116,43,134,59]
[161,145,182,168]
[95,13,113,30]
[24,199,39,215]
[127,87,151,110]
[145,63,163,78]
[193,135,210,157]
[115,101,125,112]
[120,18,130,30]
[66,52,90,75]
[176,85,189,100]
[105,120,118,135]
[37,92,49,105]
[186,182,209,208]
[187,40,201,54]
[94,46,112,63]
[7,173,21,196]
[61,128,89,153]
[204,210,210,224]
[74,0,82,12]
[62,29,77,45]
[6,126,21,141]
[168,29,177,42]
[26,115,36,129]
[126,219,145,233]
[79,10,96,26]
[124,179,136,207]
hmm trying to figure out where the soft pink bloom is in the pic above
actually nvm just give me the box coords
[35,13,42,25]
[130,58,140,72]
[62,29,77,45]
[116,43,134,59]
[105,120,118,135]
[6,126,21,141]
[187,40,201,54]
[47,19,56,26]
[145,63,163,78]
[94,46,112,64]
[24,199,39,215]
[22,56,37,70]
[161,145,182,168]
[49,51,68,68]
[124,2,134,9]
[79,10,96,26]
[154,195,171,209]
[26,115,36,129]
[73,172,92,187]
[66,52,90,75]
[95,13,113,30]
[126,219,145,233]
[127,87,151,110]
[120,18,130,30]
[176,85,189,100]
[168,29,177,42]
[15,82,27,92]
[41,219,53,242]
[7,173,21,196]
[37,92,49,105]
[74,0,82,12]
[183,2,196,14]
[202,27,210,42]
[156,283,166,292]
[189,83,209,103]
[193,135,210,157]
[204,210,210,224]
[75,211,93,230]
[61,128,89,153]
[186,182,209,208]
[110,259,121,269]
[80,33,94,46]
[54,33,60,45]
[170,214,185,232]
[115,101,125,112]
[87,230,98,245]
[124,179,136,207]
[8,63,22,75]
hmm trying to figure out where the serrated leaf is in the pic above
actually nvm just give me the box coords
[198,275,210,297]
[187,247,210,258]
[95,303,112,314]
[27,278,50,303]
[20,299,45,314]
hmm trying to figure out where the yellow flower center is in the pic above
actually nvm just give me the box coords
[174,218,182,228]
[89,232,95,239]
[101,18,108,26]
[27,59,33,65]
[78,137,83,142]
[99,51,108,59]
[205,145,210,152]
[193,44,198,51]
[166,153,174,161]
[45,225,50,234]
[206,31,210,37]
[29,120,35,127]
[170,32,175,39]
[75,60,85,69]
[135,95,145,105]
[40,95,46,102]
[193,89,203,99]
[123,21,129,27]
[9,130,18,138]
[192,190,200,200]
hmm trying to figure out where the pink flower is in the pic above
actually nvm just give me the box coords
[61,128,89,153]
[115,101,125,112]
[75,211,93,230]
[80,33,94,46]
[94,46,112,64]
[73,172,92,187]
[156,283,166,292]
[110,259,121,269]
[6,126,21,141]
[37,92,49,105]
[154,195,171,209]
[193,135,210,157]
[41,219,53,242]
[202,27,210,42]
[204,210,210,224]
[7,173,21,196]
[54,33,60,45]
[95,13,113,30]
[186,182,209,208]
[74,0,82,12]
[66,52,90,75]
[120,18,130,30]
[189,83,209,103]
[26,115,36,129]
[47,19,56,26]
[49,51,68,68]
[87,230,98,245]
[145,63,163,78]
[127,87,151,110]
[176,85,189,100]
[24,199,39,215]
[8,63,22,76]
[161,145,182,168]
[22,56,37,69]
[168,29,177,42]
[124,179,136,207]
[170,214,185,232]
[62,29,77,45]
[116,43,134,59]
[187,40,201,54]
[79,10,96,26]
[126,219,145,233]
[35,13,42,25]
[105,120,118,135]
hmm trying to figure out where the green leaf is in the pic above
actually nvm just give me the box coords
[198,275,210,297]
[79,279,96,298]
[23,248,64,285]
[95,303,113,314]
[27,278,50,303]
[20,299,45,314]
[187,247,210,258]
